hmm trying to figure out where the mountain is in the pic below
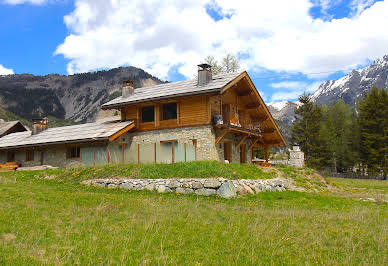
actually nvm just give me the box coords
[267,101,300,143]
[312,55,388,106]
[0,67,163,123]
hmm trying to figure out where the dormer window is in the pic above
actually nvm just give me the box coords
[162,103,177,120]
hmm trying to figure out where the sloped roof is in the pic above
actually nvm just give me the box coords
[102,71,242,109]
[0,121,27,137]
[0,120,134,150]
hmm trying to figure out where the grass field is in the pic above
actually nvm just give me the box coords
[0,164,387,265]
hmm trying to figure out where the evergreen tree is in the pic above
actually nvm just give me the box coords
[320,100,355,172]
[291,93,326,168]
[357,88,388,176]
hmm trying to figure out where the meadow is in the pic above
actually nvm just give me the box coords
[0,163,387,265]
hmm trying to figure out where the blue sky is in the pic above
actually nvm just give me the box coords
[0,0,387,103]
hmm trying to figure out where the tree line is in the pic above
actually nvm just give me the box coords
[291,88,387,177]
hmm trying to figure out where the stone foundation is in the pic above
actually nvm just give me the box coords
[82,178,289,198]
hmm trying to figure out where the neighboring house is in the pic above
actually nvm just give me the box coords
[0,120,27,138]
[0,64,286,167]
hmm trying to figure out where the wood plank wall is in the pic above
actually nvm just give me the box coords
[122,95,210,131]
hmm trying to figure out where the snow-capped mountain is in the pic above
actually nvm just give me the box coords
[267,101,300,124]
[312,55,388,106]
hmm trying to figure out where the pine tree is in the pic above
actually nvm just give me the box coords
[320,100,355,172]
[291,93,326,169]
[357,88,388,176]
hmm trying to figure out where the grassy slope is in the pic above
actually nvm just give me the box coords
[0,164,387,265]
[31,161,277,183]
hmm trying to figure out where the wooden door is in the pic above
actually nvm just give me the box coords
[240,144,246,164]
[224,141,231,162]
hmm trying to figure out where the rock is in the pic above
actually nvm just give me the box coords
[157,185,168,193]
[191,181,203,189]
[252,184,262,194]
[236,184,246,195]
[95,182,106,188]
[107,184,117,189]
[217,181,237,198]
[204,179,222,188]
[195,188,217,196]
[181,182,191,188]
[243,184,254,194]
[176,187,194,194]
[168,180,180,188]
[120,183,132,190]
[145,183,155,191]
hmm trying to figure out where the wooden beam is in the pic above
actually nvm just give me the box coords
[108,122,136,142]
[237,90,252,96]
[236,135,248,148]
[263,129,276,134]
[245,103,261,110]
[248,138,260,150]
[215,129,229,145]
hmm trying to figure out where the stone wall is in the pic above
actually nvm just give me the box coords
[82,178,289,198]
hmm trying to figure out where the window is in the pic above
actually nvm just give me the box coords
[162,103,177,120]
[67,146,80,159]
[141,106,155,123]
[7,151,15,162]
[26,150,34,161]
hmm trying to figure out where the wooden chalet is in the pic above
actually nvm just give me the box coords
[0,64,285,168]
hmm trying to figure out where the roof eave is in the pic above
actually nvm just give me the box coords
[0,136,110,150]
[101,88,222,110]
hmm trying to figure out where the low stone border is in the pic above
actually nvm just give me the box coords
[82,178,289,198]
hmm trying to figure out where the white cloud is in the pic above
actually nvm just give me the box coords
[3,0,48,4]
[350,0,376,16]
[55,0,388,80]
[270,81,321,101]
[0,64,14,75]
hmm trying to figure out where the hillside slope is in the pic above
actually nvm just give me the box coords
[0,67,163,123]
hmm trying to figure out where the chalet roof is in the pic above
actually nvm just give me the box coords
[102,71,242,109]
[0,121,27,137]
[0,120,134,150]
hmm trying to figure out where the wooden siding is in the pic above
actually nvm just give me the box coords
[122,95,210,131]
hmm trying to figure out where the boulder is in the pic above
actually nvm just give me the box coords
[243,184,254,194]
[120,183,132,190]
[204,179,222,188]
[157,185,168,193]
[191,181,203,189]
[195,188,217,196]
[145,183,155,191]
[217,181,237,198]
[168,180,180,188]
[176,187,194,194]
[107,184,117,189]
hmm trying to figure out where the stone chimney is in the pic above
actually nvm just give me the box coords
[197,64,212,86]
[32,117,48,135]
[122,80,134,98]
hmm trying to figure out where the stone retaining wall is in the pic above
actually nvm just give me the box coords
[82,178,289,198]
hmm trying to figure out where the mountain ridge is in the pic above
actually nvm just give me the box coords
[0,66,164,123]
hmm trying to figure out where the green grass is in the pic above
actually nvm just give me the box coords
[17,161,276,183]
[327,177,388,192]
[0,172,387,265]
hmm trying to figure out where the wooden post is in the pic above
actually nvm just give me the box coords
[264,146,269,163]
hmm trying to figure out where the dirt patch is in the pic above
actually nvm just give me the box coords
[1,233,16,242]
